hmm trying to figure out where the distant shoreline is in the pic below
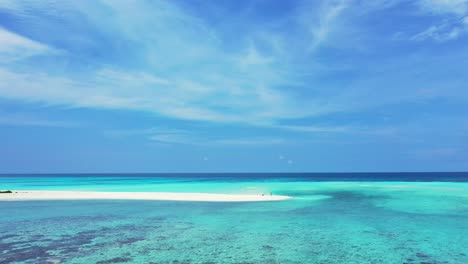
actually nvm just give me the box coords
[0,190,291,202]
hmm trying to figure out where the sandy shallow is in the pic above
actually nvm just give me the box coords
[0,190,291,202]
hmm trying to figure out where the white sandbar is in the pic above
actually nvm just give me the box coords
[0,190,291,202]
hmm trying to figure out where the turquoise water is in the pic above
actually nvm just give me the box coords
[1,174,468,263]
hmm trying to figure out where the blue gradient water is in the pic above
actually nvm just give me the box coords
[1,173,468,263]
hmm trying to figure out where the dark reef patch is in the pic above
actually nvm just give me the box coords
[96,256,133,264]
[416,253,430,258]
[0,245,52,263]
[0,234,18,240]
[262,245,274,250]
[117,236,145,245]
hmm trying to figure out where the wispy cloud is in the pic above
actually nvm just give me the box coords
[0,112,77,127]
[275,124,350,133]
[213,138,285,146]
[0,0,467,141]
[417,0,468,16]
[4,0,453,129]
[109,127,285,146]
[237,44,274,68]
[149,133,285,147]
[299,0,349,52]
[0,27,51,61]
[0,1,319,125]
[412,16,468,42]
[106,127,186,137]
[0,66,303,123]
[149,134,285,146]
[412,0,468,41]
[150,134,196,145]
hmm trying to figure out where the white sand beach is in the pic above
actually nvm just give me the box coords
[0,190,291,202]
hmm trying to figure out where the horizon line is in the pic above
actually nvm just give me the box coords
[1,172,468,175]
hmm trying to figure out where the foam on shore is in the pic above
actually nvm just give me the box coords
[0,190,291,202]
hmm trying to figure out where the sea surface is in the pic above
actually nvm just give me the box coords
[1,173,468,264]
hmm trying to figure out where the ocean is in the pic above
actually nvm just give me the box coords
[1,173,467,263]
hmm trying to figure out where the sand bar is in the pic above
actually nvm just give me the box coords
[0,190,291,202]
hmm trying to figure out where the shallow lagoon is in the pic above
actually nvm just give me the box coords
[1,175,467,263]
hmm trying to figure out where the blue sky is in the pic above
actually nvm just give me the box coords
[0,0,467,173]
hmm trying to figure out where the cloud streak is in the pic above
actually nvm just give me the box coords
[302,0,349,51]
[412,16,468,42]
[0,1,320,125]
[0,112,77,127]
[0,0,467,139]
[411,0,468,41]
[0,27,51,61]
[108,127,285,146]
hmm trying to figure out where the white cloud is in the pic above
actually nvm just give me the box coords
[412,17,468,42]
[238,45,274,68]
[0,27,51,61]
[412,0,468,41]
[150,134,195,145]
[0,112,77,127]
[1,0,465,131]
[109,126,285,146]
[362,0,468,42]
[417,0,468,15]
[0,67,293,123]
[0,0,23,11]
[106,127,187,137]
[0,1,324,125]
[214,138,285,146]
[96,69,169,86]
[300,0,349,52]
[275,125,350,133]
[357,0,403,10]
[149,133,285,146]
